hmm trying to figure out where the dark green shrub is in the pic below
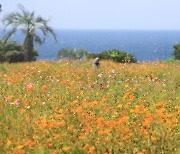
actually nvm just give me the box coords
[30,49,38,61]
[0,52,5,62]
[0,40,38,63]
[87,53,99,59]
[5,50,24,63]
[88,49,137,63]
[172,44,180,60]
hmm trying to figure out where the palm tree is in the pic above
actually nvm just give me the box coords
[2,5,57,61]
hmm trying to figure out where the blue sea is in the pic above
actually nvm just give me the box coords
[3,29,180,61]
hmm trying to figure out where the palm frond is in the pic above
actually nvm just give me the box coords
[2,27,17,43]
[2,11,25,30]
[33,16,57,42]
[34,35,43,44]
[18,4,30,20]
[35,16,47,24]
[44,25,57,42]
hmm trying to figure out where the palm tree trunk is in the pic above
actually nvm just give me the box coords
[24,33,34,62]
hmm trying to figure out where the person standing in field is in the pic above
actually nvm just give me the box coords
[93,57,100,68]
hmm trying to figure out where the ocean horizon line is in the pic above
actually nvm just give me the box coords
[53,28,180,31]
[1,28,180,32]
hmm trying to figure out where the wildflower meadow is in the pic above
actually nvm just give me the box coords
[0,60,179,153]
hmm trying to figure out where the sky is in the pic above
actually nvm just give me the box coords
[0,0,180,30]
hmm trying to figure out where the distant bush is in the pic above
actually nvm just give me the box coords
[88,49,137,63]
[5,50,24,63]
[172,44,180,60]
[57,48,137,63]
[57,48,90,60]
[164,59,180,64]
[0,40,38,63]
[0,52,5,62]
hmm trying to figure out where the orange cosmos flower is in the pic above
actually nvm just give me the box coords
[88,146,95,154]
[20,108,26,114]
[157,101,164,107]
[151,136,157,141]
[26,140,35,147]
[7,95,13,101]
[26,83,34,92]
[104,129,111,134]
[75,106,83,114]
[98,130,104,135]
[97,122,103,129]
[97,117,104,128]
[62,146,70,151]
[106,120,116,127]
[61,80,66,86]
[142,119,150,127]
[83,144,89,150]
[172,117,178,123]
[105,107,112,112]
[79,135,85,140]
[53,134,60,140]
[14,148,26,154]
[97,117,104,123]
[123,93,134,101]
[42,85,48,92]
[117,116,129,124]
[84,125,92,131]
[51,150,59,154]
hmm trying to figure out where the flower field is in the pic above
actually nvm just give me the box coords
[0,60,180,153]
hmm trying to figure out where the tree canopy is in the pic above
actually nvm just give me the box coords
[172,44,180,60]
[57,48,137,63]
[88,49,137,63]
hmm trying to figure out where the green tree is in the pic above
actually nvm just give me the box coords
[0,40,38,63]
[57,48,90,60]
[2,5,57,62]
[172,44,180,60]
[88,49,137,63]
